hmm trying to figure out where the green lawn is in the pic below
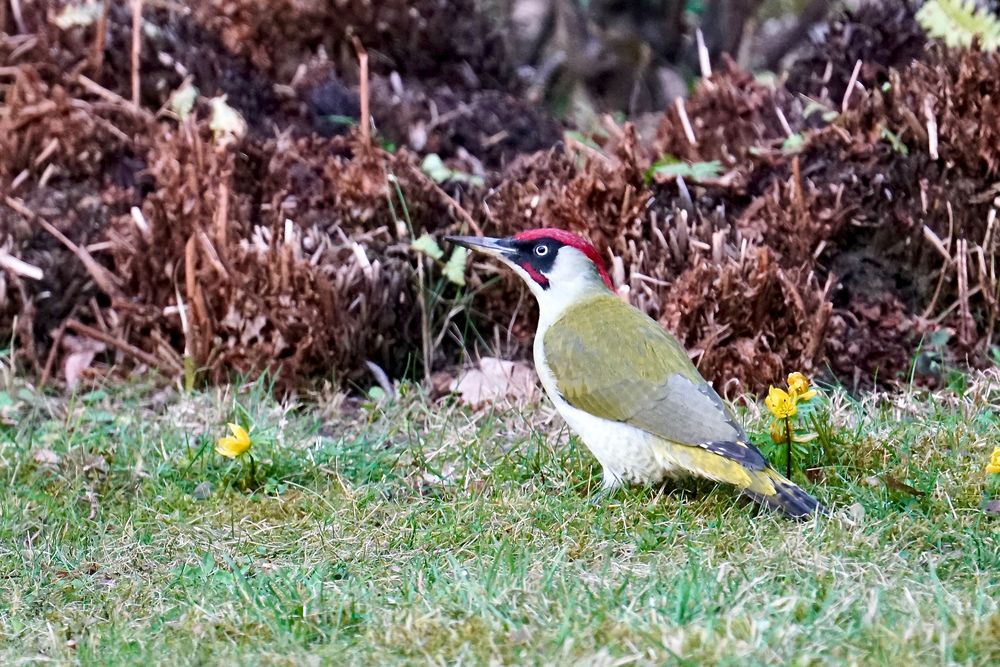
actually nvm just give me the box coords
[1,368,998,666]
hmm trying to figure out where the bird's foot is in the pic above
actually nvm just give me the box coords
[589,478,622,505]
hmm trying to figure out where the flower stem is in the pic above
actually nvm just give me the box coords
[784,417,792,478]
[248,454,256,486]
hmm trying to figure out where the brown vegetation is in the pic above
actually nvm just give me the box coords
[1,1,997,394]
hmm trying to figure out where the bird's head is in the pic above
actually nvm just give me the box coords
[447,228,614,303]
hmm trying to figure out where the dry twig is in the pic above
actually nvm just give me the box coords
[3,196,121,295]
[66,319,175,375]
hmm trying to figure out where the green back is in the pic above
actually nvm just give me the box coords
[544,295,765,467]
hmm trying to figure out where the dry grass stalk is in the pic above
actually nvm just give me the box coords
[923,95,939,159]
[90,0,110,74]
[131,0,143,107]
[0,248,43,281]
[8,0,25,34]
[696,29,712,80]
[841,59,862,112]
[38,318,69,389]
[353,37,370,150]
[956,238,974,345]
[674,98,698,146]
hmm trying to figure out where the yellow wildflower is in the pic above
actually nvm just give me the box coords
[987,447,1000,475]
[769,419,787,443]
[787,372,817,402]
[216,423,252,458]
[765,386,797,419]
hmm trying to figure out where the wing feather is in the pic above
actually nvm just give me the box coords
[544,295,767,470]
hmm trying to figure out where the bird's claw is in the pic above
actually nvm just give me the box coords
[589,480,622,505]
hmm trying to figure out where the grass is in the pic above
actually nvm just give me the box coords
[0,366,998,666]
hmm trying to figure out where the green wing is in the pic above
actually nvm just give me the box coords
[543,295,767,470]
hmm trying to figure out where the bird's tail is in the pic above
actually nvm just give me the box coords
[746,468,826,519]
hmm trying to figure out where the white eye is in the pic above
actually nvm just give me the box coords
[534,244,549,257]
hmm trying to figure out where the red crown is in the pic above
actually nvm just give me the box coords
[512,228,613,290]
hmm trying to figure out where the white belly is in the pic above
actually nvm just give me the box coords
[532,337,685,488]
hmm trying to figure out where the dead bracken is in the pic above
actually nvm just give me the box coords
[1,1,998,394]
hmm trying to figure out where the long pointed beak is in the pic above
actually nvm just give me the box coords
[445,235,516,258]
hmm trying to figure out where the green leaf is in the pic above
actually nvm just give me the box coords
[53,2,103,29]
[880,127,909,155]
[781,133,805,153]
[208,96,247,143]
[802,100,833,120]
[564,130,602,150]
[645,156,722,183]
[443,247,468,286]
[916,0,1000,50]
[420,154,485,187]
[411,233,444,260]
[421,154,452,183]
[323,114,357,127]
[169,81,198,121]
[928,329,952,349]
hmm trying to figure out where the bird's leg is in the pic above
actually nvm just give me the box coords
[590,473,623,505]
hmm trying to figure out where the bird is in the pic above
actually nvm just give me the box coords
[447,228,824,518]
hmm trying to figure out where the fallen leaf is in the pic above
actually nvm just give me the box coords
[62,335,106,390]
[865,474,924,497]
[883,475,925,496]
[985,499,1000,517]
[32,448,61,467]
[804,467,827,483]
[429,371,455,398]
[82,454,109,476]
[450,357,539,408]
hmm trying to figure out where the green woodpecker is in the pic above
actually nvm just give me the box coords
[447,228,823,518]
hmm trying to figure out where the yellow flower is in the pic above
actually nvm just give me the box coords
[787,372,817,401]
[216,423,252,458]
[769,419,787,443]
[987,447,1000,475]
[765,386,797,419]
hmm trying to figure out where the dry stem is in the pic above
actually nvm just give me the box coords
[353,37,371,150]
[674,98,698,146]
[66,319,174,375]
